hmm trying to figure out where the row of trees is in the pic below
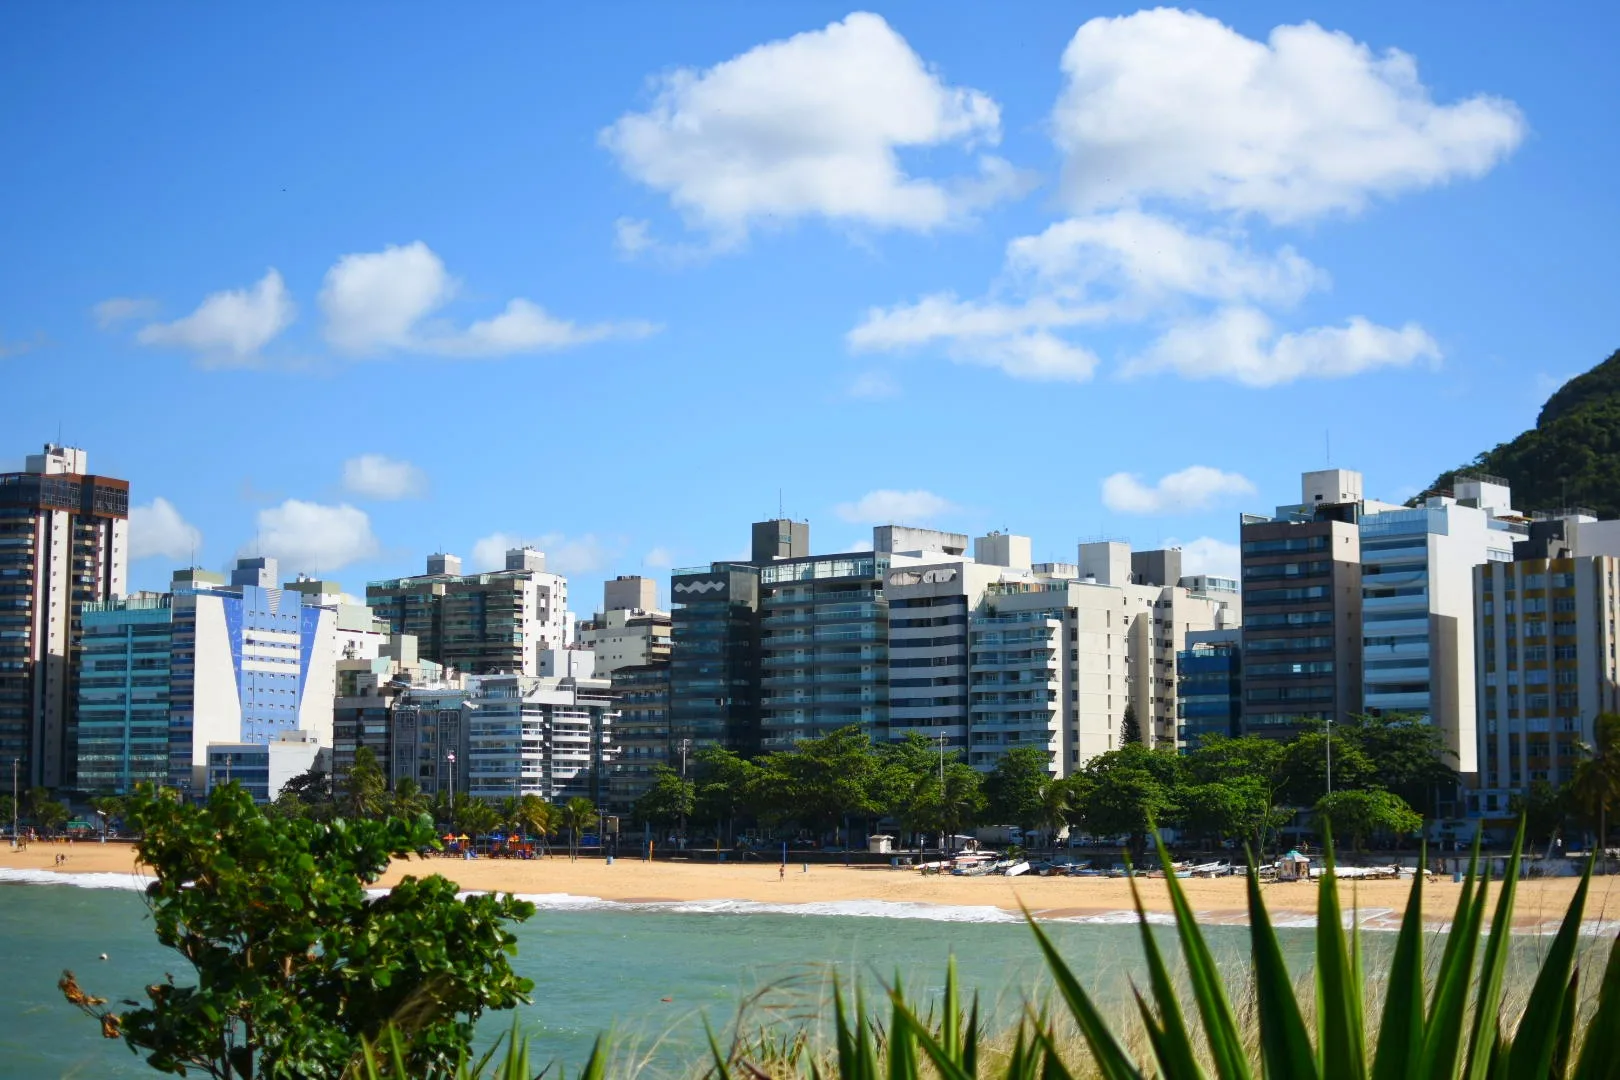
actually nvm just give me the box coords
[272,749,603,858]
[634,714,1463,854]
[2,786,75,834]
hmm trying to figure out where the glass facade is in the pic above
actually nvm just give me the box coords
[1176,641,1241,750]
[607,662,670,811]
[669,565,760,755]
[75,597,173,793]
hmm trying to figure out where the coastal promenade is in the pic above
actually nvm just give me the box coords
[7,841,1620,931]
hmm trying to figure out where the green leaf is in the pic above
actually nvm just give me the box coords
[1245,856,1317,1080]
[1128,870,1205,1080]
[1465,819,1527,1080]
[1506,846,1592,1080]
[1315,829,1366,1080]
[1569,932,1620,1078]
[1370,847,1427,1080]
[1025,911,1142,1080]
[1420,835,1486,1080]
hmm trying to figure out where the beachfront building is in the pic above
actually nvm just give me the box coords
[966,547,1237,775]
[330,634,455,786]
[205,731,327,803]
[366,548,572,677]
[606,661,670,812]
[1473,513,1620,815]
[387,684,474,796]
[1239,469,1407,741]
[1176,630,1243,750]
[1359,476,1525,778]
[578,607,672,675]
[669,560,762,757]
[0,443,129,789]
[464,674,617,804]
[74,593,173,793]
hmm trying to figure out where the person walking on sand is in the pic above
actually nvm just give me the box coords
[779,863,785,882]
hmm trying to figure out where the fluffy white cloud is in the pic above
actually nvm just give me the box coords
[129,498,202,562]
[252,500,379,573]
[1053,9,1526,222]
[1102,466,1257,515]
[320,242,655,357]
[834,489,957,524]
[613,217,654,258]
[93,297,158,329]
[601,12,1014,243]
[136,270,294,361]
[471,531,618,576]
[1122,306,1440,387]
[1170,536,1242,580]
[849,211,1318,382]
[320,242,452,354]
[643,546,674,569]
[341,454,426,500]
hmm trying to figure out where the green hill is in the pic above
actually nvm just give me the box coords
[1417,347,1620,518]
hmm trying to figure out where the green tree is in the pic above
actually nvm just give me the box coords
[1572,713,1620,871]
[558,796,596,861]
[279,765,335,821]
[1509,779,1568,849]
[389,778,429,821]
[1341,712,1458,814]
[871,733,944,825]
[984,746,1052,832]
[635,765,696,831]
[692,746,761,844]
[1120,703,1141,745]
[514,795,557,854]
[1183,736,1293,855]
[753,726,877,836]
[89,795,126,837]
[899,761,985,850]
[344,747,388,820]
[64,783,533,1078]
[1278,726,1375,806]
[31,789,70,834]
[1314,788,1422,852]
[1072,744,1180,857]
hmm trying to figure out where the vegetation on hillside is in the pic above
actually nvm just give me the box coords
[1417,346,1620,516]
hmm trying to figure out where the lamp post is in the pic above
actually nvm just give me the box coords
[936,730,948,855]
[10,757,17,850]
[1325,717,1334,797]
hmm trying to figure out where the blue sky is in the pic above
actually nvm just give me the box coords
[3,3,1616,611]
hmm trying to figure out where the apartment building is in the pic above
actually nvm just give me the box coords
[1177,630,1242,750]
[75,593,173,793]
[669,561,762,756]
[1359,476,1525,776]
[331,634,453,785]
[0,444,129,788]
[464,674,616,804]
[605,662,670,811]
[366,548,571,676]
[577,576,672,676]
[1473,515,1620,813]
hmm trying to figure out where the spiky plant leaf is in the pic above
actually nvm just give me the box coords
[1370,847,1427,1080]
[1465,820,1527,1080]
[1570,933,1620,1080]
[1244,855,1317,1080]
[889,973,917,1080]
[1420,837,1487,1079]
[1128,871,1206,1080]
[1025,912,1142,1080]
[1315,830,1366,1080]
[1151,832,1253,1080]
[885,989,976,1080]
[1506,850,1593,1080]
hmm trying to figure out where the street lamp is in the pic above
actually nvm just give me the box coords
[10,757,17,850]
[935,730,948,855]
[1325,717,1334,797]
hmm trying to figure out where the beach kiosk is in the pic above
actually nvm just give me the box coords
[867,835,894,855]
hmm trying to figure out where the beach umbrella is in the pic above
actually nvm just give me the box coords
[458,834,471,842]
[442,833,456,841]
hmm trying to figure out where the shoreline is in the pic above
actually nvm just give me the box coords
[7,842,1620,932]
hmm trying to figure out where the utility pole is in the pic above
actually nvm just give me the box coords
[10,758,17,849]
[1325,717,1333,797]
[936,731,948,854]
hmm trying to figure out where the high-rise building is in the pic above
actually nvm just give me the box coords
[578,577,671,676]
[1359,476,1525,777]
[75,593,173,793]
[0,444,129,788]
[387,684,473,796]
[464,674,616,804]
[605,662,670,811]
[1177,630,1243,750]
[331,634,454,787]
[669,562,761,756]
[1239,469,1388,740]
[367,548,571,676]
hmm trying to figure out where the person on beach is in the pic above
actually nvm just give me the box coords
[779,864,785,882]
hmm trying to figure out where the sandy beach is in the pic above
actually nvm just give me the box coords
[7,840,1620,931]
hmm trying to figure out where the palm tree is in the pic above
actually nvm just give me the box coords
[343,747,388,820]
[515,795,558,856]
[1572,713,1620,873]
[558,797,596,862]
[1036,776,1075,852]
[390,778,428,822]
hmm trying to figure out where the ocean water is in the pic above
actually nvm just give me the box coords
[1,871,1276,1078]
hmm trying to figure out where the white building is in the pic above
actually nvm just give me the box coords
[465,674,617,803]
[1360,476,1526,777]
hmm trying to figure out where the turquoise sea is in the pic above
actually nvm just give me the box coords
[0,870,1280,1079]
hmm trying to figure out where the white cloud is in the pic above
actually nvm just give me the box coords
[320,242,655,357]
[847,370,901,400]
[252,500,379,573]
[1122,306,1440,387]
[136,269,294,361]
[643,546,675,569]
[93,297,158,329]
[614,217,654,258]
[601,12,1013,244]
[1102,466,1257,515]
[471,531,618,576]
[320,242,452,354]
[129,498,201,562]
[341,454,427,500]
[834,489,957,524]
[1052,9,1526,222]
[1170,536,1242,580]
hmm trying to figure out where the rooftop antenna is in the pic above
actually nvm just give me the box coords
[778,488,784,520]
